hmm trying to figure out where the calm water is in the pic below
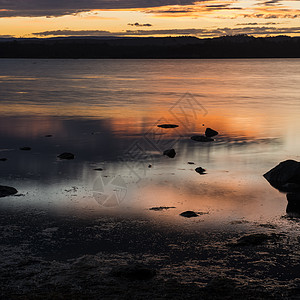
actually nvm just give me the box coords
[0,59,300,227]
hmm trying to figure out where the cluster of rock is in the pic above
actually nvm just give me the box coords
[159,124,219,177]
[0,135,75,198]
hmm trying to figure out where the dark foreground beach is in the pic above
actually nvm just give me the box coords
[1,206,300,299]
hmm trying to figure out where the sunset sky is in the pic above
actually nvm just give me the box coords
[0,0,299,38]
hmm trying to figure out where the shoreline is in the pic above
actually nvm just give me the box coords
[1,207,299,299]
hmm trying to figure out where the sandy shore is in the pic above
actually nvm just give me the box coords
[0,207,300,299]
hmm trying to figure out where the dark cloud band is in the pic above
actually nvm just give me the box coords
[0,0,200,17]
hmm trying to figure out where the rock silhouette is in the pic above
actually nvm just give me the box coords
[263,160,300,192]
[180,211,198,218]
[157,124,178,128]
[0,185,18,197]
[205,128,219,137]
[57,153,75,160]
[195,167,206,175]
[163,149,176,158]
[20,147,31,151]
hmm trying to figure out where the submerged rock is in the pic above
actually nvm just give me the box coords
[163,149,176,158]
[57,152,75,160]
[157,124,178,129]
[206,277,236,294]
[205,128,219,138]
[110,265,157,280]
[94,168,103,171]
[191,135,214,142]
[0,185,18,198]
[188,162,195,165]
[45,134,53,137]
[195,167,206,175]
[20,147,31,151]
[263,160,300,191]
[180,211,198,218]
[0,158,7,161]
[230,233,277,247]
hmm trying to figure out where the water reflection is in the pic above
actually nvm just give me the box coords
[0,59,299,226]
[0,113,290,225]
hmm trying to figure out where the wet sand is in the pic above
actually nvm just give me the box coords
[1,207,300,299]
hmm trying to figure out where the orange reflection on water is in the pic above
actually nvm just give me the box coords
[0,100,281,142]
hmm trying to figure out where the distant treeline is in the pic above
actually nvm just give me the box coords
[0,35,300,58]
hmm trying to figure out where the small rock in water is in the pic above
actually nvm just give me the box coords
[195,167,206,175]
[180,211,198,218]
[0,158,7,161]
[110,265,157,280]
[188,162,195,165]
[148,164,152,168]
[20,147,31,151]
[57,152,75,160]
[0,185,18,198]
[157,124,178,129]
[94,168,103,171]
[45,134,52,137]
[205,127,219,137]
[149,206,176,211]
[163,149,176,158]
[191,135,214,142]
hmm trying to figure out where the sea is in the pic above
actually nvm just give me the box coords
[0,58,300,227]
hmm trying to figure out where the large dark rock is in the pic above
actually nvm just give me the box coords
[163,149,176,158]
[0,185,18,197]
[263,160,300,191]
[191,135,214,142]
[57,152,75,160]
[205,128,219,137]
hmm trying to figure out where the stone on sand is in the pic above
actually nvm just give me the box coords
[0,185,18,198]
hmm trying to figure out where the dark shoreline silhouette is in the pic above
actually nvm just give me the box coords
[0,34,300,59]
